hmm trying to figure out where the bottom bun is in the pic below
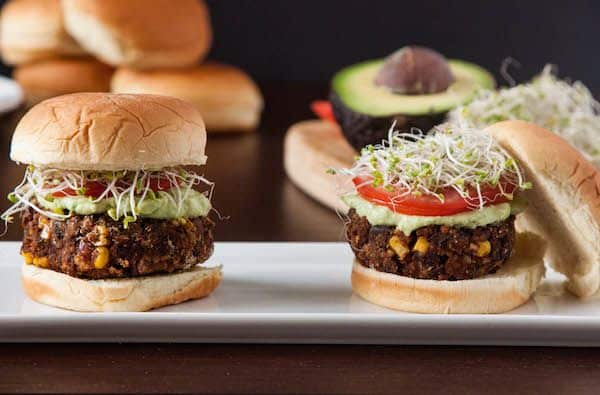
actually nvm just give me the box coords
[351,232,546,314]
[22,264,222,312]
[284,119,354,212]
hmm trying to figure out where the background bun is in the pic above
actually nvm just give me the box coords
[14,57,113,105]
[0,0,85,64]
[22,263,222,312]
[352,232,546,314]
[61,0,212,69]
[284,120,353,212]
[11,92,208,170]
[112,63,263,132]
[487,120,600,298]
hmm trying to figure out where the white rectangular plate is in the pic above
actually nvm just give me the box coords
[1,241,600,345]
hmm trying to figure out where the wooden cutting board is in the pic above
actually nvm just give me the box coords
[284,120,355,212]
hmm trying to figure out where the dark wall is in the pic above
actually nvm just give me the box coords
[2,0,599,92]
[207,0,600,93]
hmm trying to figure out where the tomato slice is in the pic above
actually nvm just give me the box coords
[52,181,108,198]
[310,100,336,123]
[353,176,515,216]
[51,178,175,198]
[148,178,173,191]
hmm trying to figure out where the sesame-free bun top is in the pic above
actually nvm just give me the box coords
[0,0,85,64]
[487,120,600,298]
[11,93,207,170]
[14,57,114,106]
[61,0,212,69]
[111,63,264,132]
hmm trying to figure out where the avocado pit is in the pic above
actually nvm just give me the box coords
[375,46,455,94]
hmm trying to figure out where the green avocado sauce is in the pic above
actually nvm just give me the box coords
[37,189,211,220]
[342,194,524,235]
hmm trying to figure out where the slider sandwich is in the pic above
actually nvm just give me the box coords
[338,121,549,313]
[2,93,221,311]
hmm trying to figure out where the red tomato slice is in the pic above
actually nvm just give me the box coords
[148,178,173,191]
[51,178,175,198]
[353,176,515,216]
[52,181,108,198]
[310,100,336,123]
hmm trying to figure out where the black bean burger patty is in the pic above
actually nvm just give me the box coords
[20,208,214,279]
[346,209,516,280]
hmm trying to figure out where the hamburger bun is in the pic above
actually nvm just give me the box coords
[111,63,263,132]
[10,92,207,170]
[61,0,212,69]
[352,232,546,314]
[284,120,354,212]
[14,57,114,105]
[0,0,85,64]
[22,263,222,312]
[487,120,600,298]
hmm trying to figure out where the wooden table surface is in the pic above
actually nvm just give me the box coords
[1,83,599,394]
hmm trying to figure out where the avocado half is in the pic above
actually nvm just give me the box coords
[330,59,495,150]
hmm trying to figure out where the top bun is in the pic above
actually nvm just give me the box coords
[0,0,85,64]
[487,120,600,298]
[11,93,208,170]
[61,0,212,69]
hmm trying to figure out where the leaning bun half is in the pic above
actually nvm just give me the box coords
[10,92,207,170]
[61,0,211,69]
[0,0,85,64]
[112,63,263,132]
[487,120,600,298]
[352,232,546,314]
[284,120,354,212]
[22,263,222,312]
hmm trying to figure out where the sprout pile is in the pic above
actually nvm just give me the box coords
[337,123,530,210]
[448,65,600,166]
[1,166,213,227]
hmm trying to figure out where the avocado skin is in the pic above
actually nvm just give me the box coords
[330,92,445,151]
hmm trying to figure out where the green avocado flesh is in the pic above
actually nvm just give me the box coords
[332,59,495,117]
[342,194,523,236]
[37,189,212,220]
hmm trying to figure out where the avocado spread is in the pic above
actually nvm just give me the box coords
[36,189,211,220]
[342,194,524,235]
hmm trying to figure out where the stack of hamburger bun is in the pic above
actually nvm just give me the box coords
[1,0,112,105]
[1,0,263,132]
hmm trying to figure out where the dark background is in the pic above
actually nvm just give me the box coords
[209,0,598,90]
[1,0,599,93]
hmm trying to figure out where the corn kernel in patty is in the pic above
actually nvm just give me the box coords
[413,237,429,254]
[476,241,491,257]
[94,247,110,269]
[21,252,33,264]
[389,236,409,259]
